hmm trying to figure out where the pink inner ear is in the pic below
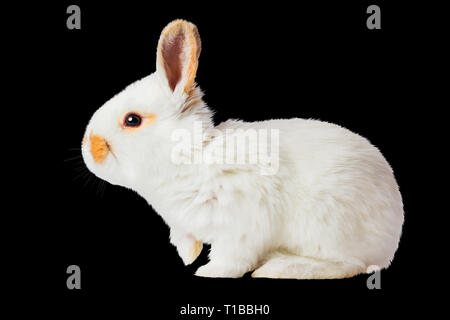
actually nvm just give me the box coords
[162,30,185,92]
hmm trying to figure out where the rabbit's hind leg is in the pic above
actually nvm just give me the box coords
[251,252,364,279]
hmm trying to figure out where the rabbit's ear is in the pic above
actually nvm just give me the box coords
[156,20,201,96]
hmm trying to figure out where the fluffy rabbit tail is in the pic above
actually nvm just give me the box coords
[251,252,365,279]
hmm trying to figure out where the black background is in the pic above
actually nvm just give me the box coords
[9,0,441,317]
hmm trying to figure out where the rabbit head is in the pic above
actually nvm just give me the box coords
[81,20,212,189]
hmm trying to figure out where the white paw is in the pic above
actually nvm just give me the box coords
[195,262,246,278]
[177,238,203,266]
[251,266,281,279]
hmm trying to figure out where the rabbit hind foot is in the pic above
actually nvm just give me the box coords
[251,253,364,279]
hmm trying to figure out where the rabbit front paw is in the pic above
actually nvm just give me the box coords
[176,236,203,266]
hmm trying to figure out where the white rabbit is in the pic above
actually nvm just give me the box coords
[81,19,403,279]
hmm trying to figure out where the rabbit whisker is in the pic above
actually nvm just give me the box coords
[64,155,82,162]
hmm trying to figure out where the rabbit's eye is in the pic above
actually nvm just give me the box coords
[124,113,142,127]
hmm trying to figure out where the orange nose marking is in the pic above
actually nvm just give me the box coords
[90,134,110,164]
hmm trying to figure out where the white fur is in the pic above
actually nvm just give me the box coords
[81,20,403,279]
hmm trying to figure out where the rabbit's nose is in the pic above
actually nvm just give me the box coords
[89,133,111,164]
